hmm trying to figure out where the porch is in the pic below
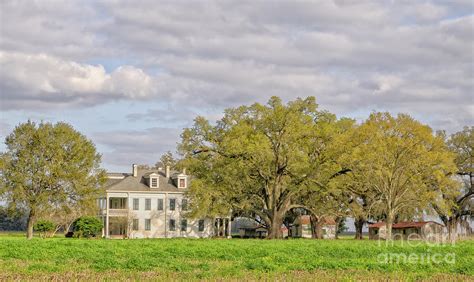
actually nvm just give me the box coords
[214,217,231,238]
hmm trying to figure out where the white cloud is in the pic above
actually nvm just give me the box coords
[0,0,105,59]
[371,75,404,94]
[0,0,472,170]
[0,51,155,109]
[108,66,154,98]
[93,127,181,168]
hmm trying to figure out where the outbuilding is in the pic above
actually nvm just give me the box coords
[292,215,336,239]
[368,221,445,240]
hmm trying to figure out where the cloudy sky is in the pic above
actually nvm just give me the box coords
[0,0,472,172]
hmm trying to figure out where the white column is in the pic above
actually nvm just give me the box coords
[227,218,232,238]
[213,218,216,237]
[105,195,109,238]
[164,193,168,238]
[126,192,130,239]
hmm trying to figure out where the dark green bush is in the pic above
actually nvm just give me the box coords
[73,216,103,238]
[33,220,55,238]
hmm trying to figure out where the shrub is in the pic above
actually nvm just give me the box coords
[33,220,55,238]
[73,216,103,238]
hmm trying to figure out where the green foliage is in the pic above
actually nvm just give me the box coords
[432,126,473,240]
[449,126,474,177]
[178,98,462,239]
[447,126,473,209]
[338,113,458,238]
[179,96,352,238]
[33,220,55,238]
[155,151,177,169]
[73,216,103,238]
[0,120,106,239]
[0,236,472,280]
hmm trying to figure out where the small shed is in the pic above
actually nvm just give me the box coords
[368,221,445,240]
[292,215,336,239]
[239,225,267,238]
[232,217,268,238]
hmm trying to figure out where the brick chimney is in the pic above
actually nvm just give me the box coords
[132,164,138,177]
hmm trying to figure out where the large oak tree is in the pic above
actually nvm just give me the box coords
[179,97,349,238]
[0,121,106,239]
[340,113,457,240]
[433,127,473,241]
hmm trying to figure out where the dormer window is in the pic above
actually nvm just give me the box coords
[145,172,160,188]
[151,177,158,188]
[178,177,186,188]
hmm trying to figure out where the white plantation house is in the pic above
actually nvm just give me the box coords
[99,164,231,239]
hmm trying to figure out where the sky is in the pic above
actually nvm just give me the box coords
[0,0,473,173]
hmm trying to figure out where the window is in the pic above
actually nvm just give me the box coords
[145,219,151,231]
[145,198,151,210]
[132,219,139,231]
[181,219,187,231]
[109,198,127,209]
[198,220,205,232]
[157,199,164,211]
[169,219,176,231]
[179,178,186,188]
[181,199,188,211]
[151,177,158,188]
[133,198,139,210]
[169,199,176,211]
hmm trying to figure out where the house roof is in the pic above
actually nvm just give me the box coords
[105,167,187,192]
[368,221,444,229]
[107,172,131,178]
[234,217,259,229]
[143,172,160,178]
[368,222,385,228]
[239,225,267,231]
[295,215,336,226]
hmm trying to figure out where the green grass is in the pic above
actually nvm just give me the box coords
[0,236,473,281]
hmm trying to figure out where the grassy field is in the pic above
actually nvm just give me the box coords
[0,235,473,281]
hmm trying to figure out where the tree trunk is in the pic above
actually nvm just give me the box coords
[335,217,342,239]
[310,214,318,239]
[354,218,364,239]
[26,209,35,239]
[386,214,394,240]
[267,211,284,239]
[51,224,62,238]
[64,221,74,235]
[315,223,323,239]
[447,218,458,243]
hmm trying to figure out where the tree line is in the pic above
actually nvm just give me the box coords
[0,97,472,240]
[178,96,473,241]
